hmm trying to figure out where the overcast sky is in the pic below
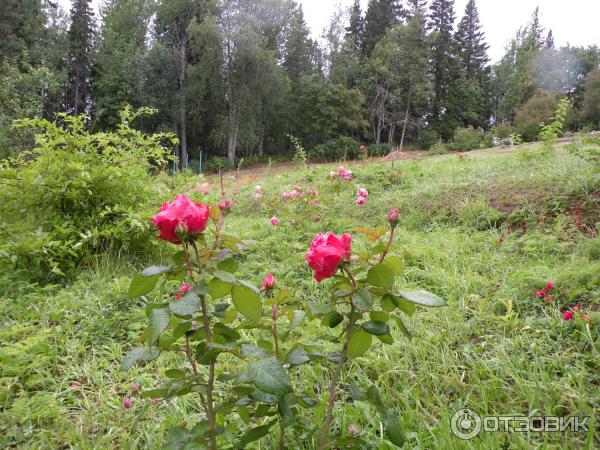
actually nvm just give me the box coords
[58,0,600,62]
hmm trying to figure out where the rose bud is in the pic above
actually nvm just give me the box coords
[151,195,209,244]
[305,232,352,282]
[219,199,233,211]
[387,209,400,227]
[562,310,574,321]
[123,397,133,409]
[355,196,366,206]
[534,290,545,298]
[270,217,279,226]
[262,273,276,290]
[545,280,554,292]
[131,383,139,394]
[179,283,191,294]
[348,423,360,436]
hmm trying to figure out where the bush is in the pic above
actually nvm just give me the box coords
[205,156,230,173]
[514,93,562,142]
[428,141,448,155]
[418,130,438,150]
[494,123,514,139]
[447,126,482,151]
[312,136,359,162]
[367,143,393,157]
[0,107,175,280]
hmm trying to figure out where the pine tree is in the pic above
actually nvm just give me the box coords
[283,4,318,80]
[362,0,402,57]
[345,0,364,52]
[67,0,95,115]
[0,0,46,63]
[429,0,456,138]
[545,30,555,49]
[454,0,488,80]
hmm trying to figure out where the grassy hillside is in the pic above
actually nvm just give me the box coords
[1,145,599,449]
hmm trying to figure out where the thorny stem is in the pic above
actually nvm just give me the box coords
[317,304,357,450]
[379,226,395,263]
[270,301,285,449]
[182,241,217,450]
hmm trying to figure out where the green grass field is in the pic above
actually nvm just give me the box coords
[1,145,599,449]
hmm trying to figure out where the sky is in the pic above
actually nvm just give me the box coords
[57,0,600,62]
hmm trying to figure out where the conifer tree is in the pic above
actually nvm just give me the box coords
[362,0,402,57]
[67,0,95,115]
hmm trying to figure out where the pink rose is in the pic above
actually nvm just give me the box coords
[262,273,275,290]
[151,195,209,244]
[270,217,279,226]
[305,232,352,282]
[219,199,233,211]
[123,397,133,409]
[562,311,573,321]
[179,283,191,294]
[307,188,317,196]
[282,192,291,201]
[387,209,400,226]
[255,192,263,200]
[535,290,545,298]
[545,280,554,292]
[311,199,319,206]
[131,383,139,394]
[355,196,366,206]
[357,188,368,198]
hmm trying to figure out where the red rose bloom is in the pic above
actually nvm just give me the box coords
[262,273,275,290]
[562,310,574,321]
[151,195,209,244]
[545,280,554,292]
[305,232,352,282]
[534,290,545,298]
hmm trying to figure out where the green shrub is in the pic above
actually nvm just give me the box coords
[367,143,393,157]
[514,93,561,142]
[418,130,438,150]
[494,123,514,139]
[428,141,448,155]
[312,136,359,162]
[0,107,175,280]
[447,126,482,151]
[205,155,230,173]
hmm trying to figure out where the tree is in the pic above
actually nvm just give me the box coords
[362,0,402,57]
[514,92,562,141]
[583,70,600,129]
[346,0,364,53]
[451,0,490,129]
[0,0,46,63]
[429,0,456,138]
[94,0,153,128]
[282,3,319,80]
[67,0,95,115]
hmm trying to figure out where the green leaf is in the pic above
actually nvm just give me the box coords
[128,273,158,298]
[247,357,293,395]
[286,347,310,366]
[165,369,186,379]
[213,270,237,284]
[231,285,261,322]
[217,258,238,273]
[394,316,412,340]
[382,409,405,446]
[366,264,395,289]
[381,294,397,312]
[148,306,170,346]
[327,312,344,328]
[351,288,372,312]
[361,320,390,336]
[238,422,276,448]
[208,278,232,299]
[381,256,403,276]
[377,334,394,344]
[395,296,416,316]
[370,311,389,322]
[121,346,160,371]
[289,310,306,330]
[347,328,372,358]
[398,290,446,307]
[240,343,268,359]
[141,265,172,276]
[169,292,200,316]
[213,322,241,342]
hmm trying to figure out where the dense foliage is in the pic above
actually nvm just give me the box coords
[0,108,175,280]
[1,0,599,168]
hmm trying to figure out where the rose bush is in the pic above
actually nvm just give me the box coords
[123,190,446,448]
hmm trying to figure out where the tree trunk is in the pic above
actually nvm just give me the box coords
[178,38,188,169]
[227,100,239,167]
[74,65,81,114]
[258,118,266,157]
[399,87,412,152]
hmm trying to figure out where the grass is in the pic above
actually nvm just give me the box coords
[1,145,599,449]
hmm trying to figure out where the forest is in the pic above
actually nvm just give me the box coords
[3,0,600,168]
